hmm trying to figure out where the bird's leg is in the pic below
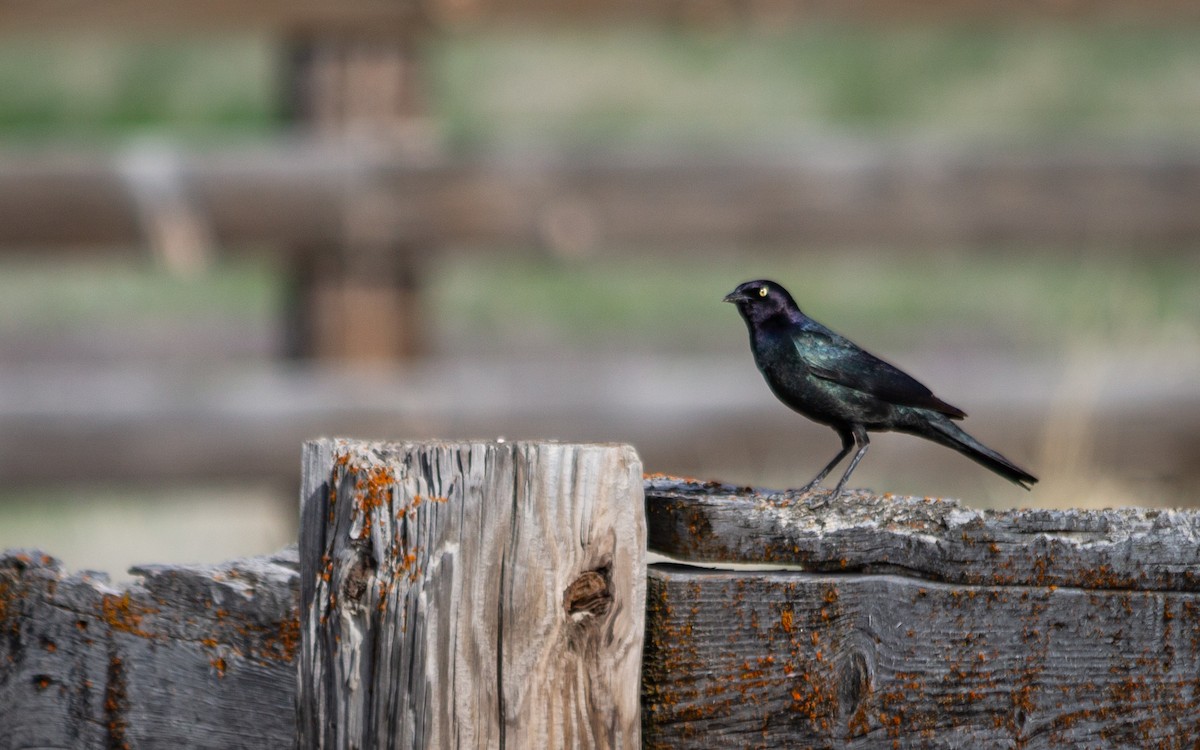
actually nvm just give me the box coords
[799,431,856,493]
[831,428,870,497]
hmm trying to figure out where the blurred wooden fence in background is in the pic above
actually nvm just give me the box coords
[2,0,1200,361]
[4,145,1197,251]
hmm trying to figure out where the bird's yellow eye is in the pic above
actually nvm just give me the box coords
[759,286,768,297]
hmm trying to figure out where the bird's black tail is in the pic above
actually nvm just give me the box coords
[920,418,1038,490]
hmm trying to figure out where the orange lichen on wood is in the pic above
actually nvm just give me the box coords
[101,593,157,638]
[780,608,794,634]
[267,611,301,662]
[348,464,396,537]
[643,472,702,484]
[789,665,837,731]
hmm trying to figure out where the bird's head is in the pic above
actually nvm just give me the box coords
[723,279,799,324]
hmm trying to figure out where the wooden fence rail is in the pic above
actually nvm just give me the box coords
[3,439,1200,748]
[0,547,299,749]
[9,142,1200,362]
[8,141,1199,361]
[642,478,1200,747]
[4,144,1200,251]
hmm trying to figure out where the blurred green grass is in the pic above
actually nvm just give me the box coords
[0,34,277,139]
[2,26,1200,143]
[419,251,1200,355]
[0,484,293,580]
[432,25,1200,147]
[1,252,1195,358]
[0,258,279,332]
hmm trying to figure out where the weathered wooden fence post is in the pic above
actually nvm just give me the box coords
[297,438,645,749]
[281,22,433,363]
[640,479,1200,748]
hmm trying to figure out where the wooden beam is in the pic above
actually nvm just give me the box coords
[642,479,1200,746]
[0,548,300,749]
[297,438,645,749]
[0,359,1194,489]
[645,478,1200,590]
[646,566,1200,747]
[2,143,1199,251]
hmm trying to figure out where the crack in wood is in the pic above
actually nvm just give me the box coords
[103,644,129,750]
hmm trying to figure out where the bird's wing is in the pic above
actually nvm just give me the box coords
[795,329,967,419]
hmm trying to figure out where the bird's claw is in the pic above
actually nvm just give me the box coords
[804,493,830,510]
[781,484,835,509]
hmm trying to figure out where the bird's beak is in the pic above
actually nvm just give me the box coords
[722,290,746,304]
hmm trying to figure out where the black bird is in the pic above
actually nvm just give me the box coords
[724,279,1037,496]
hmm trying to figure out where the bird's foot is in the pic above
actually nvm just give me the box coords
[804,493,831,510]
[782,483,834,509]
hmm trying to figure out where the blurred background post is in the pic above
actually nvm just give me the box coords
[0,0,1197,576]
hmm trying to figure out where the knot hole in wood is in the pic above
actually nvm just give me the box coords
[836,646,874,731]
[563,565,612,622]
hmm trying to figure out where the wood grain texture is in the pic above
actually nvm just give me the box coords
[644,566,1200,749]
[0,547,299,750]
[645,478,1200,591]
[297,438,645,750]
[642,479,1200,748]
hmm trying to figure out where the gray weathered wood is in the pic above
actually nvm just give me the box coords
[0,547,299,749]
[298,438,645,749]
[644,566,1200,749]
[646,477,1200,591]
[642,479,1200,747]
